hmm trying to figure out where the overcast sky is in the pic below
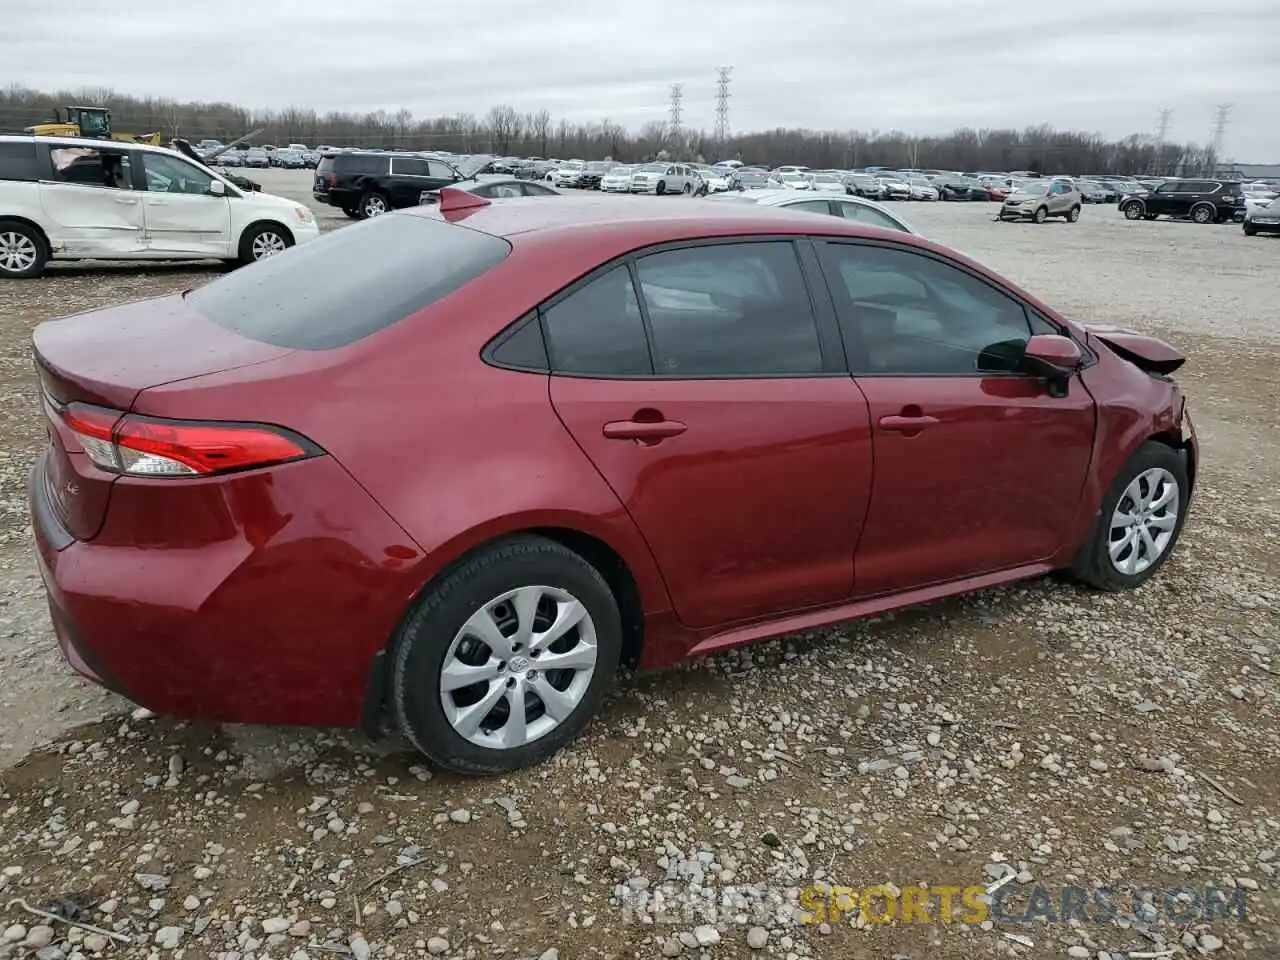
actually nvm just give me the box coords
[7,0,1279,161]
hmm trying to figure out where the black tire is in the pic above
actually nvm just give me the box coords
[1122,200,1145,220]
[392,535,623,774]
[1243,224,1257,236]
[342,206,360,220]
[656,180,667,196]
[682,182,692,195]
[1070,441,1190,592]
[358,191,389,219]
[1033,206,1048,224]
[0,220,48,279]
[1190,203,1215,224]
[1067,205,1081,222]
[237,222,294,265]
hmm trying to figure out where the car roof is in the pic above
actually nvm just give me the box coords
[409,193,932,251]
[0,133,184,157]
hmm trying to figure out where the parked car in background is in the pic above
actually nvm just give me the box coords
[0,135,319,278]
[1079,181,1113,203]
[876,174,912,201]
[313,150,472,218]
[243,147,270,169]
[600,165,636,193]
[934,175,987,201]
[1120,179,1244,224]
[998,179,1083,223]
[844,173,885,199]
[807,171,848,194]
[777,172,815,191]
[691,165,732,193]
[707,189,918,233]
[730,169,776,191]
[27,188,1197,775]
[549,160,587,188]
[1242,197,1279,236]
[577,161,615,190]
[422,178,561,201]
[899,174,939,201]
[630,162,697,195]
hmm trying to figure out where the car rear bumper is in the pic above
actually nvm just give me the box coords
[29,451,421,729]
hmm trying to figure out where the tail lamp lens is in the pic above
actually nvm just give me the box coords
[60,403,314,477]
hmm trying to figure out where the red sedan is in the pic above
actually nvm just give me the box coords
[29,188,1198,773]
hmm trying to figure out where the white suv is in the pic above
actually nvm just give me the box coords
[0,135,321,279]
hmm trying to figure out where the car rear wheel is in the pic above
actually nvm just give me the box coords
[0,221,47,279]
[1033,206,1048,223]
[1071,441,1189,591]
[1122,200,1145,220]
[359,192,389,218]
[391,535,623,774]
[1190,203,1216,224]
[239,223,293,264]
[1067,205,1081,222]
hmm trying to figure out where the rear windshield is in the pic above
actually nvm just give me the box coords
[316,155,336,174]
[185,214,512,350]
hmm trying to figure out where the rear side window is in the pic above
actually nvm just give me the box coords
[185,215,511,350]
[542,266,652,376]
[336,155,387,176]
[0,142,40,181]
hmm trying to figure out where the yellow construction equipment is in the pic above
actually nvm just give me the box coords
[23,106,162,146]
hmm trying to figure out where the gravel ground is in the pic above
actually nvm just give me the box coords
[0,174,1276,960]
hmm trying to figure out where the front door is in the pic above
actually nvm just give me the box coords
[1145,182,1180,216]
[137,151,231,256]
[544,241,872,629]
[816,239,1096,597]
[38,144,145,256]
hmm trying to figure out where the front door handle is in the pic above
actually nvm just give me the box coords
[879,414,939,432]
[603,418,687,443]
[115,197,139,204]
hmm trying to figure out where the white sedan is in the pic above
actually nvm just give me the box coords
[600,165,636,193]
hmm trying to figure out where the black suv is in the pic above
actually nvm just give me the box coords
[1120,179,1244,224]
[313,152,465,219]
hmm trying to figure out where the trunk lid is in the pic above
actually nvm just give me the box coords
[32,294,293,541]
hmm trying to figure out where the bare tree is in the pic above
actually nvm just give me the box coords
[485,105,521,154]
[528,109,551,157]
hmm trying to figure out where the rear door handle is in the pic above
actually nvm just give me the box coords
[603,419,687,442]
[878,414,939,431]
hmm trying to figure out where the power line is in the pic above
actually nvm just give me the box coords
[714,66,733,146]
[1155,108,1171,144]
[668,83,683,151]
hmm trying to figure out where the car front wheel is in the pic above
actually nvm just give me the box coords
[1071,441,1189,591]
[392,535,622,774]
[239,223,293,264]
[1123,200,1145,220]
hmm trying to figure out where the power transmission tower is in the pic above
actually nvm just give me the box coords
[1210,103,1231,171]
[668,83,684,154]
[714,66,733,146]
[1155,108,1171,144]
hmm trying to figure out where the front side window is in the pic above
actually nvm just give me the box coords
[140,153,216,195]
[635,242,824,377]
[822,243,1037,375]
[49,147,132,189]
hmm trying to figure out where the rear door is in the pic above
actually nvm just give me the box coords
[136,150,232,256]
[546,240,873,630]
[38,144,145,256]
[815,238,1096,596]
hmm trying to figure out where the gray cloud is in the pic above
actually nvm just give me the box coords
[6,0,1279,159]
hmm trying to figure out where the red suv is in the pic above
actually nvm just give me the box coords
[30,190,1198,773]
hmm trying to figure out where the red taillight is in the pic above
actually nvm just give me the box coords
[58,402,316,477]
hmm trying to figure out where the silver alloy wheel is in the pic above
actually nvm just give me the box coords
[363,195,388,216]
[1192,205,1213,224]
[250,231,287,260]
[1108,467,1180,576]
[0,231,37,273]
[1124,202,1143,220]
[439,584,598,750]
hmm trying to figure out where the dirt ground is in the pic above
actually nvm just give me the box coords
[0,179,1276,960]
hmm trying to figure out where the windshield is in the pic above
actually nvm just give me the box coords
[586,162,611,172]
[1015,181,1049,195]
[811,174,840,182]
[736,172,768,183]
[606,165,633,174]
[640,163,667,172]
[781,173,805,181]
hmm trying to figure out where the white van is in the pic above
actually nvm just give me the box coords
[0,135,321,279]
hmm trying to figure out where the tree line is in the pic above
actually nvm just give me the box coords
[0,83,1218,176]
